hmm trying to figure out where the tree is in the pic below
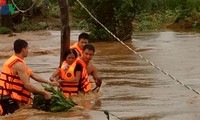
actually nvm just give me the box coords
[57,0,70,64]
[70,0,137,41]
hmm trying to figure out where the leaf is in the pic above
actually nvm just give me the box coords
[32,85,77,112]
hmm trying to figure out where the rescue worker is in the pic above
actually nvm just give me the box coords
[71,33,101,91]
[0,39,59,115]
[76,44,102,92]
[70,32,89,57]
[50,44,102,97]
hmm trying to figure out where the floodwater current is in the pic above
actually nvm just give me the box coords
[0,30,200,120]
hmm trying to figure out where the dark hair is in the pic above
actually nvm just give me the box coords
[14,39,28,53]
[78,32,89,41]
[83,44,95,53]
[64,49,78,59]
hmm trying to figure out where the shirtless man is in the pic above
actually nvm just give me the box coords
[76,44,102,92]
[71,33,101,89]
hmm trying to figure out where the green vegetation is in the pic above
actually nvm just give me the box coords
[70,0,200,41]
[0,27,12,34]
[16,21,48,31]
[70,0,137,41]
[32,85,77,112]
[135,10,178,31]
[1,0,200,40]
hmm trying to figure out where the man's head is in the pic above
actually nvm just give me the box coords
[78,32,89,50]
[14,39,28,57]
[82,44,95,63]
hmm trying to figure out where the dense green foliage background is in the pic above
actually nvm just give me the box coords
[1,0,200,40]
[69,0,200,40]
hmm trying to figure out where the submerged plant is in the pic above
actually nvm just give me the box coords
[32,85,77,112]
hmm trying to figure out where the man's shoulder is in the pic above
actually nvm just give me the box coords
[76,58,83,63]
[88,62,96,68]
[70,42,78,48]
[12,61,25,72]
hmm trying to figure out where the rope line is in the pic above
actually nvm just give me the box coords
[76,0,200,96]
[76,0,200,119]
[11,0,37,13]
[96,109,123,120]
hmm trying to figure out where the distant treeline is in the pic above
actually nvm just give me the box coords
[1,0,200,40]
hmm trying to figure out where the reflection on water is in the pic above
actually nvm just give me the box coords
[0,30,200,120]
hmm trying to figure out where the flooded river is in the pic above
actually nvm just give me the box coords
[0,30,200,120]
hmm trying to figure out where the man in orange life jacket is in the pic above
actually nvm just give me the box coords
[76,44,102,92]
[49,46,102,96]
[71,32,101,92]
[70,32,89,57]
[0,39,59,115]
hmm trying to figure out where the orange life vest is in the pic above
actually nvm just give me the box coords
[76,58,91,92]
[60,61,79,98]
[70,42,83,57]
[0,55,32,104]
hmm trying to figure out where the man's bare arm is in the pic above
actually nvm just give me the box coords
[31,72,59,86]
[89,63,102,87]
[13,62,51,99]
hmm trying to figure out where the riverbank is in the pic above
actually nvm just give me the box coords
[4,12,199,35]
[167,12,200,31]
[27,13,200,31]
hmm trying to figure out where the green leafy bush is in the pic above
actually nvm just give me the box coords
[0,27,12,34]
[32,85,77,112]
[37,22,48,29]
[20,21,36,31]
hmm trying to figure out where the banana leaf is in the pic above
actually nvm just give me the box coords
[32,85,77,112]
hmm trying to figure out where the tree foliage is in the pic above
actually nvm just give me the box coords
[1,0,200,37]
[70,0,137,41]
[69,0,200,41]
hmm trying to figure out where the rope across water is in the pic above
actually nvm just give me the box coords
[76,0,200,96]
[76,0,200,119]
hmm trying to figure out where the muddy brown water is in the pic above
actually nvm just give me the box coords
[0,30,200,120]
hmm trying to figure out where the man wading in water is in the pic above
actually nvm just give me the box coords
[0,39,59,115]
